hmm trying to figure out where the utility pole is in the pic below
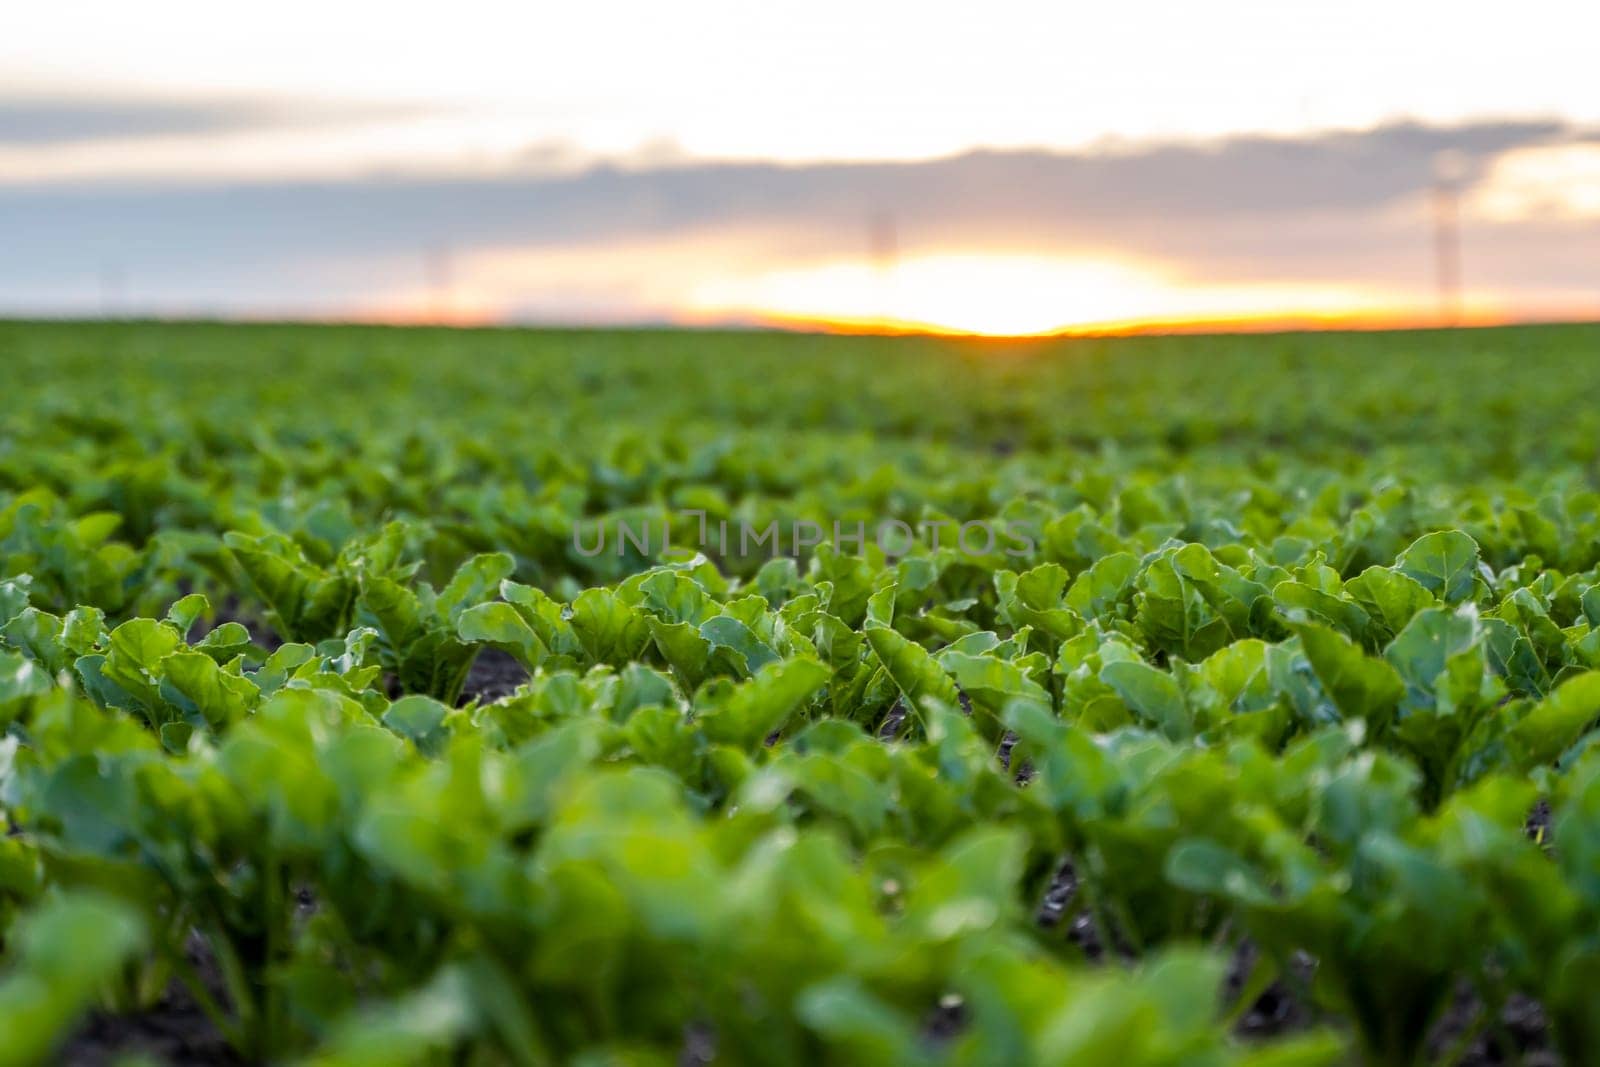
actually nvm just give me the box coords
[425,242,453,323]
[1432,150,1465,327]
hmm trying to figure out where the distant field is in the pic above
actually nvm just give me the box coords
[3,319,1600,1064]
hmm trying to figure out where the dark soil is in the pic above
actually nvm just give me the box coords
[921,994,970,1043]
[1427,985,1561,1066]
[1226,943,1317,1039]
[1527,798,1552,842]
[1223,948,1563,1062]
[877,699,908,740]
[1035,861,1076,930]
[1036,861,1564,1063]
[996,730,1034,783]
[61,995,241,1067]
[59,934,241,1066]
[459,647,529,704]
[679,1021,717,1066]
[1036,861,1105,960]
[216,599,534,706]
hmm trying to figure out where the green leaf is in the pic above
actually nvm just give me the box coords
[996,563,1082,643]
[863,582,897,630]
[1173,542,1272,636]
[1347,566,1437,639]
[306,964,479,1067]
[161,649,259,727]
[2,608,70,674]
[1165,838,1276,906]
[784,751,892,840]
[1274,580,1372,640]
[1509,672,1600,769]
[700,657,831,748]
[457,601,548,671]
[938,649,1051,719]
[0,649,52,701]
[795,978,917,1063]
[383,694,452,756]
[639,568,714,626]
[107,617,183,673]
[100,618,184,718]
[225,531,355,643]
[700,615,780,676]
[436,552,516,622]
[1100,659,1190,739]
[1395,531,1482,603]
[905,827,1026,940]
[569,587,651,666]
[1385,605,1483,690]
[863,625,961,718]
[0,575,32,624]
[1295,621,1404,724]
[1065,551,1140,620]
[193,620,254,663]
[504,721,605,829]
[501,581,582,661]
[164,592,210,636]
[0,891,147,1066]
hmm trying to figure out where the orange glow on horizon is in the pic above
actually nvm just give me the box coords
[350,242,1593,339]
[678,252,1515,338]
[719,304,1522,339]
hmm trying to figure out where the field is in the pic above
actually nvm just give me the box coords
[4,319,1600,1065]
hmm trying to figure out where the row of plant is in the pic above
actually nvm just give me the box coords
[3,523,1600,1062]
[2,320,1599,1064]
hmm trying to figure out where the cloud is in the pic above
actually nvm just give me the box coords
[0,98,265,145]
[0,94,431,146]
[0,118,1594,322]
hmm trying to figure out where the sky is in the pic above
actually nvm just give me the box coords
[4,1,1599,333]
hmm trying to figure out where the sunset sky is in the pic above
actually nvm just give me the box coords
[4,1,1599,333]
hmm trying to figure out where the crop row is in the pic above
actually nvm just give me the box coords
[3,321,1600,1064]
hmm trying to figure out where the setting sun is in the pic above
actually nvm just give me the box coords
[682,253,1419,336]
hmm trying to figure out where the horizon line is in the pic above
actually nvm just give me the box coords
[5,308,1599,342]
